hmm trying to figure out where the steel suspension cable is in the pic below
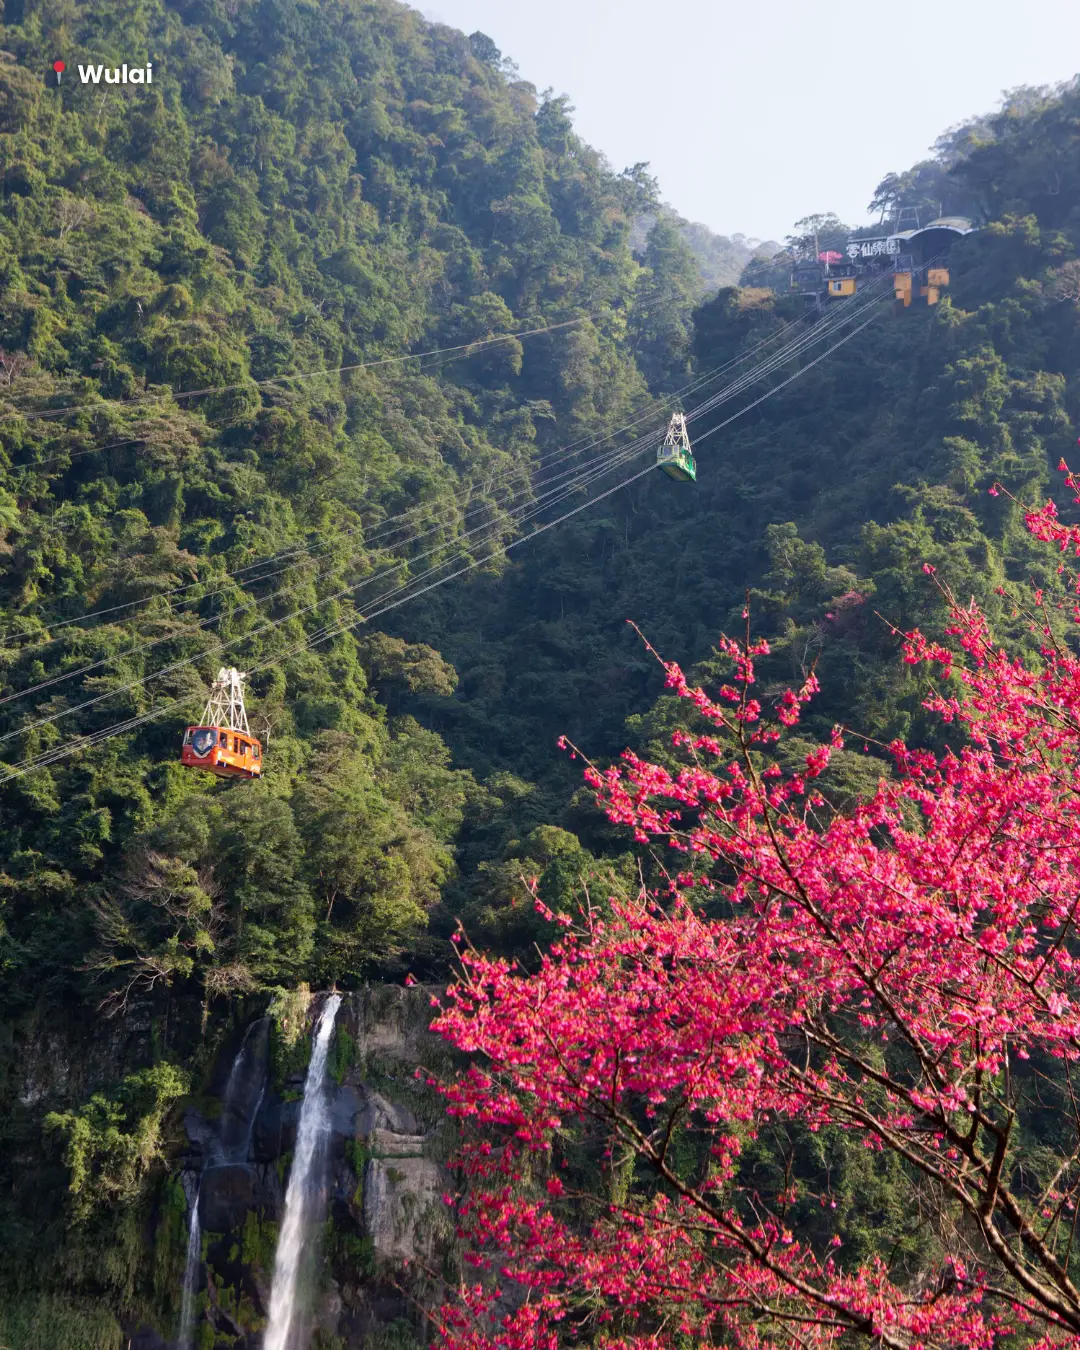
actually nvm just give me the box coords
[0,283,896,732]
[0,303,812,647]
[2,294,889,780]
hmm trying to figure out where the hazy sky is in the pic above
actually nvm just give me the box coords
[420,0,1080,243]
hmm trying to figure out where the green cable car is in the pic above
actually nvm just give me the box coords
[656,412,697,481]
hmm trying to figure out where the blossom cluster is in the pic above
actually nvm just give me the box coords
[428,490,1080,1349]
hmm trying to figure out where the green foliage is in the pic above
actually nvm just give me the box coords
[409,79,1080,811]
[0,0,657,1018]
[361,1321,422,1350]
[628,214,700,391]
[267,984,311,1088]
[211,1276,262,1334]
[786,212,851,258]
[240,1210,278,1272]
[344,1136,372,1213]
[85,851,219,1015]
[294,727,461,983]
[330,1227,375,1279]
[329,1025,356,1086]
[0,0,1075,1334]
[455,822,637,957]
[43,1063,189,1222]
[629,206,779,295]
[151,1173,190,1303]
[0,1294,123,1350]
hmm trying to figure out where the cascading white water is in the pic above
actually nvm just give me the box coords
[177,1183,201,1350]
[263,993,342,1350]
[220,1018,255,1111]
[220,1016,270,1163]
[177,1018,270,1347]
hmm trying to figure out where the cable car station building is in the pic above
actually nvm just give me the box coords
[790,216,977,312]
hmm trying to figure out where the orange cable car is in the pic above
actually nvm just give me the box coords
[181,667,263,778]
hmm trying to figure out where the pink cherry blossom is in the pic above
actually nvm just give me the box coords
[428,476,1080,1350]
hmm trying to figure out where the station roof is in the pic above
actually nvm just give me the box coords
[888,216,977,244]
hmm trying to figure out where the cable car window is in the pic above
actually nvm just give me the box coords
[219,730,228,745]
[183,729,192,745]
[192,728,218,756]
[254,745,261,760]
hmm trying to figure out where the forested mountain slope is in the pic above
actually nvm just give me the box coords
[0,4,683,1330]
[0,0,1076,1339]
[0,0,686,1009]
[396,81,1080,818]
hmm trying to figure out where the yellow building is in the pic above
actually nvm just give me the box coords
[889,218,974,309]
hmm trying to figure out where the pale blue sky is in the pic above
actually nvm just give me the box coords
[420,0,1080,242]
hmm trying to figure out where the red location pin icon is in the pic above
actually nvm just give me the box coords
[52,59,65,84]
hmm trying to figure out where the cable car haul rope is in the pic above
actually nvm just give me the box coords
[0,272,899,783]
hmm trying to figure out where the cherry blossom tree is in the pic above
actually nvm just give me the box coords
[428,480,1080,1350]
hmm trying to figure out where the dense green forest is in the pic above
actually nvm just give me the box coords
[0,0,1077,1340]
[0,0,672,1011]
[394,84,1080,844]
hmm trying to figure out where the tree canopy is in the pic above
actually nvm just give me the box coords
[434,499,1080,1349]
[0,0,1077,1340]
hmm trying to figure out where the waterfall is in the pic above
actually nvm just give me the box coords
[177,1181,201,1350]
[219,1016,270,1163]
[263,993,342,1350]
[177,1017,269,1347]
[220,1018,255,1113]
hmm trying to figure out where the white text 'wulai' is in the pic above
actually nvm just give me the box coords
[77,63,153,84]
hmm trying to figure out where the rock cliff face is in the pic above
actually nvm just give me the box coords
[166,987,455,1350]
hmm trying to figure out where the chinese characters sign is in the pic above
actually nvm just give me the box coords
[846,238,901,259]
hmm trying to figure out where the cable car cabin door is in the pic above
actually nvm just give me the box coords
[181,725,263,778]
